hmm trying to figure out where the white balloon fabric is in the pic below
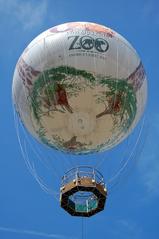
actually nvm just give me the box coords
[12,22,147,154]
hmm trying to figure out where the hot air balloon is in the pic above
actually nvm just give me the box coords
[12,22,147,217]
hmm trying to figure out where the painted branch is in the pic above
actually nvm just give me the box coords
[96,108,112,119]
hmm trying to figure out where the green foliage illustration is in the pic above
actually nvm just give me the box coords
[30,66,96,122]
[28,65,137,152]
[98,77,137,131]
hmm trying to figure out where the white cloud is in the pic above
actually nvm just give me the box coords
[138,113,159,197]
[141,0,159,26]
[110,219,143,239]
[0,0,47,30]
[142,1,154,18]
[0,226,75,239]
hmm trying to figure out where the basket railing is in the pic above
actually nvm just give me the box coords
[61,166,105,187]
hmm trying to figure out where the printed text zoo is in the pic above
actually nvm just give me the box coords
[68,35,109,53]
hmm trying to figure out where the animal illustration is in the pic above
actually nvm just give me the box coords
[95,39,107,52]
[81,38,94,49]
[63,136,86,150]
[42,83,73,114]
[96,93,122,119]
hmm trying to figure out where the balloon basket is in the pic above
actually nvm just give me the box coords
[60,166,107,217]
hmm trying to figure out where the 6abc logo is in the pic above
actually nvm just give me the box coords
[68,35,109,53]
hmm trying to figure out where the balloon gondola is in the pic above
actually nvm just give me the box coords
[12,22,147,217]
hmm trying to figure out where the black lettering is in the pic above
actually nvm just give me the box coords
[95,38,109,52]
[80,36,94,50]
[68,36,81,50]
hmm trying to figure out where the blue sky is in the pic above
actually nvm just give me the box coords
[0,0,159,238]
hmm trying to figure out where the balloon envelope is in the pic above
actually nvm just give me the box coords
[12,22,147,154]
